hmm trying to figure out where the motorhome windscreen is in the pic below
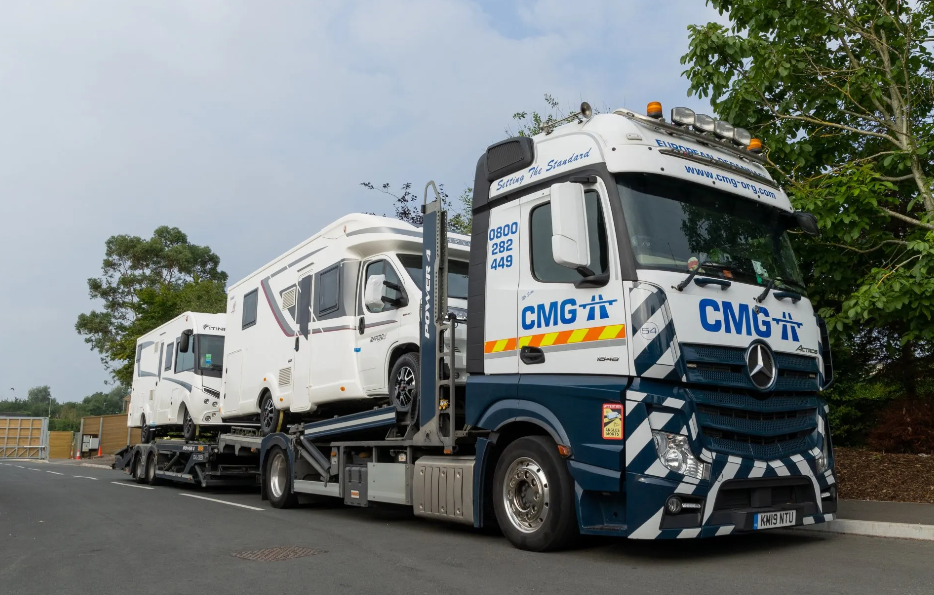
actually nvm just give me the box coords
[616,173,806,294]
[398,254,469,299]
[195,335,224,378]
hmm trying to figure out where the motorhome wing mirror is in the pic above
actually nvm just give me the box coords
[364,275,386,311]
[795,211,820,237]
[178,329,193,353]
[550,182,591,269]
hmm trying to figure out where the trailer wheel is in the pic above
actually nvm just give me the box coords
[265,447,297,509]
[140,416,152,443]
[492,436,578,551]
[145,452,161,486]
[389,353,419,413]
[134,453,146,484]
[182,409,197,442]
[260,392,282,436]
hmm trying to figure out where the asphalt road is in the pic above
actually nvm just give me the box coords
[2,461,932,595]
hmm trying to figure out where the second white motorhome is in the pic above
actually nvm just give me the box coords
[127,312,226,442]
[222,214,469,434]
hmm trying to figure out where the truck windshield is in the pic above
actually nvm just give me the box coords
[398,254,469,299]
[196,335,224,377]
[616,173,806,294]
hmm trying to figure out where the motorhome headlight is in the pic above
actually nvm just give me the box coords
[203,398,209,404]
[693,113,716,133]
[652,431,710,480]
[733,127,752,147]
[202,413,212,422]
[211,401,218,408]
[670,107,695,127]
[714,120,734,141]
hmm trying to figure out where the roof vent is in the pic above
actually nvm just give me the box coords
[281,287,297,310]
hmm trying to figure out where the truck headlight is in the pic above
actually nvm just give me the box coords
[652,431,710,480]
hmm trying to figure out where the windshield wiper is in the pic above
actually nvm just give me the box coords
[757,277,804,303]
[674,261,736,291]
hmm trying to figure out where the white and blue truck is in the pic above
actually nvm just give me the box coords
[120,101,837,551]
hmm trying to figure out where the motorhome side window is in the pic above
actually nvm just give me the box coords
[530,190,608,283]
[242,289,258,330]
[135,344,143,377]
[164,342,174,371]
[363,260,403,313]
[175,338,194,373]
[316,265,340,317]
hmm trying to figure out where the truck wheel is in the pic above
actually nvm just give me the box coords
[140,416,152,443]
[260,392,282,436]
[182,409,197,442]
[492,436,579,551]
[146,452,161,486]
[265,447,297,509]
[390,353,419,413]
[134,453,146,484]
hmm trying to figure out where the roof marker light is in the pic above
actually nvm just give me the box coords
[748,138,763,153]
[694,113,716,133]
[733,127,752,147]
[714,120,734,141]
[647,102,663,119]
[671,107,695,127]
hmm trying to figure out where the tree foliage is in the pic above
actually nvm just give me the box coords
[75,227,228,386]
[681,0,934,344]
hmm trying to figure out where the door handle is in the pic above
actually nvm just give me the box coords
[358,316,365,335]
[520,346,545,365]
[294,336,300,352]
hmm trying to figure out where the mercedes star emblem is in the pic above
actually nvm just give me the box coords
[746,343,777,390]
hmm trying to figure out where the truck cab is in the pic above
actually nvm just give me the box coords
[464,104,835,543]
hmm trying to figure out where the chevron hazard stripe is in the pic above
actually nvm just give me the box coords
[484,324,625,354]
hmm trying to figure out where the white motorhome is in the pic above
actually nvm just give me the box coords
[128,312,226,442]
[222,214,470,434]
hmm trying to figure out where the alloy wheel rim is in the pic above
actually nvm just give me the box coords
[262,398,275,431]
[394,366,416,408]
[502,456,550,534]
[270,453,287,499]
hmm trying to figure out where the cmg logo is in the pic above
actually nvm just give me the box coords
[698,299,802,342]
[521,295,617,331]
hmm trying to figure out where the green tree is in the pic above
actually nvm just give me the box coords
[361,182,474,235]
[76,226,228,386]
[681,0,934,394]
[25,385,52,406]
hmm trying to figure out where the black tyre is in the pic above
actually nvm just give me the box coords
[140,416,152,444]
[260,392,282,436]
[389,353,419,413]
[182,409,197,442]
[492,436,579,551]
[133,452,146,484]
[145,452,161,486]
[265,447,297,509]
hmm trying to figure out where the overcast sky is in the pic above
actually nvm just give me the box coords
[0,0,726,402]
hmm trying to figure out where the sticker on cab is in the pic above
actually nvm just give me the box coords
[602,403,623,440]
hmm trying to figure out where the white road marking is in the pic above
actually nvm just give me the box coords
[15,465,25,468]
[72,475,99,480]
[28,468,42,471]
[112,481,154,490]
[45,471,64,475]
[179,493,264,511]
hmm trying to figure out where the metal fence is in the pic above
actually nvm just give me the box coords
[0,416,49,459]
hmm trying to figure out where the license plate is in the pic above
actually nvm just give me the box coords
[754,510,796,530]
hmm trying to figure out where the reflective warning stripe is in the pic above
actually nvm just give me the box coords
[484,324,625,353]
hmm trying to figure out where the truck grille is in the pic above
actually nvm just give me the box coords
[687,387,819,459]
[681,343,819,393]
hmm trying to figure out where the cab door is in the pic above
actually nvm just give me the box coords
[355,258,405,392]
[516,181,629,376]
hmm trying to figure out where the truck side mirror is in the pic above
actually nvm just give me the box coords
[364,275,386,311]
[550,182,591,269]
[178,329,193,353]
[795,211,820,237]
